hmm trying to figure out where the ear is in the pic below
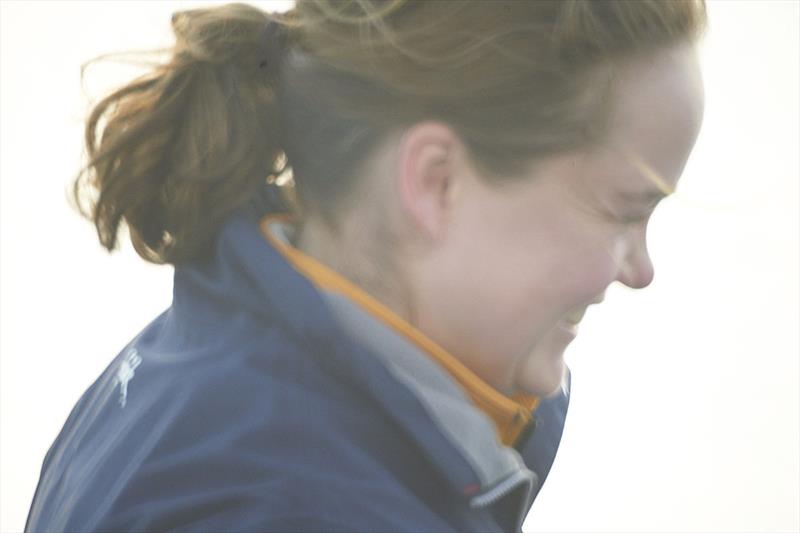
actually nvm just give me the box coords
[395,122,461,242]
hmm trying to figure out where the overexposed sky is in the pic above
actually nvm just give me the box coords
[1,1,798,532]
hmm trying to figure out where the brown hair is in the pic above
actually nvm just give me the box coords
[71,0,707,265]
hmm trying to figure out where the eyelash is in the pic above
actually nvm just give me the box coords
[595,203,654,227]
[619,213,648,225]
[621,201,662,225]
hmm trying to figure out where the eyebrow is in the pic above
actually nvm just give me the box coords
[616,145,677,202]
[616,188,669,204]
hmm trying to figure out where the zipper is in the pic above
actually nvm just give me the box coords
[469,468,538,532]
[513,415,539,451]
[469,469,536,507]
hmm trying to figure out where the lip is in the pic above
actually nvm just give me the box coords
[557,320,579,338]
[563,294,604,327]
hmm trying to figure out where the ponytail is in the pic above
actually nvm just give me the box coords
[72,1,707,266]
[72,3,295,265]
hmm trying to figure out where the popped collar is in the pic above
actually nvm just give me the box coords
[26,206,569,533]
[263,217,539,530]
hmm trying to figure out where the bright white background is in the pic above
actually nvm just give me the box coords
[1,1,798,532]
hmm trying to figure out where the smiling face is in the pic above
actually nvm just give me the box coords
[405,44,705,397]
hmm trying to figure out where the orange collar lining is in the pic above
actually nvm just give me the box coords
[259,214,540,446]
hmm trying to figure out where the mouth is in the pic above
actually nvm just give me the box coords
[564,306,588,325]
[557,310,584,339]
[557,319,579,337]
[562,295,604,327]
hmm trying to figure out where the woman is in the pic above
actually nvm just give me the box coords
[26,1,707,531]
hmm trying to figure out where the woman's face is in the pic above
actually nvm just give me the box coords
[412,45,705,396]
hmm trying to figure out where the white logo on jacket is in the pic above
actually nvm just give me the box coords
[115,348,142,408]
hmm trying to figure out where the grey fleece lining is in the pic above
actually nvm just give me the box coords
[267,221,537,514]
[322,291,525,486]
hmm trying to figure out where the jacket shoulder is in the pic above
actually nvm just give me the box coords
[94,340,465,531]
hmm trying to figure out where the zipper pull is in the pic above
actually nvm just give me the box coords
[512,415,538,451]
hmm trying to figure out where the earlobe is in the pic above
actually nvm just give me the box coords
[396,123,459,243]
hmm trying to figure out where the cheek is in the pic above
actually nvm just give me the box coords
[562,230,623,291]
[527,243,616,314]
[580,250,619,293]
[515,329,569,396]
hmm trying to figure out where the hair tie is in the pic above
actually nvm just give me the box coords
[258,18,287,75]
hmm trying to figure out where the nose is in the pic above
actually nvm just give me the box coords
[614,231,655,289]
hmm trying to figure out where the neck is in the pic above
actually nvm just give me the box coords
[295,216,417,327]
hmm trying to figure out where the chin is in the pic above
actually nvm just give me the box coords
[516,350,567,397]
[526,375,565,398]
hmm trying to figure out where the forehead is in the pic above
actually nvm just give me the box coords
[581,44,705,196]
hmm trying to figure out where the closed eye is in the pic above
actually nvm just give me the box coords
[616,210,652,226]
[621,213,648,224]
[619,198,663,225]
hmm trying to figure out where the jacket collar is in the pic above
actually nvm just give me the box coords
[260,216,539,526]
[259,215,541,446]
[173,210,537,531]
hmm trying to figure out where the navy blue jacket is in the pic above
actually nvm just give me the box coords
[26,209,569,532]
